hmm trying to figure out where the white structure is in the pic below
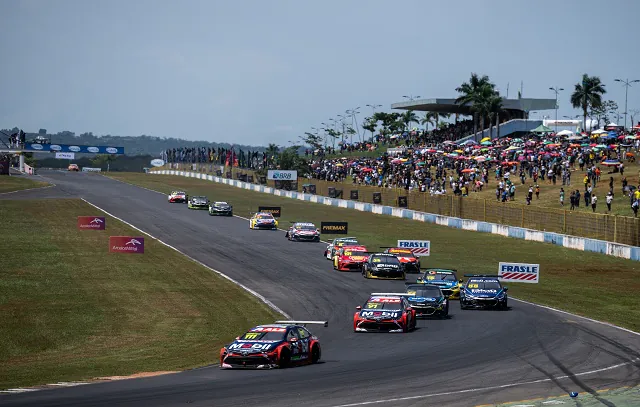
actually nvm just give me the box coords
[543,119,597,132]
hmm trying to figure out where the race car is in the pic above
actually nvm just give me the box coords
[68,164,79,171]
[460,275,508,310]
[324,237,360,260]
[209,201,233,216]
[333,245,369,271]
[285,222,321,242]
[405,283,449,318]
[188,195,209,209]
[416,268,463,299]
[353,294,416,333]
[168,190,188,203]
[220,320,327,369]
[362,253,405,280]
[382,247,421,273]
[249,212,278,230]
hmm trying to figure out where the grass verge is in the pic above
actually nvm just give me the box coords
[108,172,640,332]
[0,176,49,193]
[0,199,281,390]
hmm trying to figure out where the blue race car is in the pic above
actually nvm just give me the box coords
[459,275,508,310]
[416,268,463,300]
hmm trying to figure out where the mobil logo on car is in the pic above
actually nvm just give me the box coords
[397,240,430,257]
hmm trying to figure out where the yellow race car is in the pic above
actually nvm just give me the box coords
[249,212,279,230]
[416,268,463,299]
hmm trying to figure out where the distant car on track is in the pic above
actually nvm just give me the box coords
[382,247,421,273]
[405,283,449,318]
[353,294,416,333]
[168,191,188,203]
[209,201,233,216]
[416,268,463,300]
[285,222,321,242]
[249,212,278,230]
[188,195,209,209]
[324,237,360,260]
[68,164,79,171]
[220,320,327,369]
[333,245,369,271]
[362,253,405,280]
[460,275,508,310]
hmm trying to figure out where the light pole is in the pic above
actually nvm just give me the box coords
[549,86,564,133]
[346,107,361,143]
[366,104,382,115]
[402,95,421,102]
[321,122,329,148]
[337,114,347,146]
[614,78,640,129]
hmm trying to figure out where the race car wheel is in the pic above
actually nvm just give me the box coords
[278,348,291,368]
[501,300,508,310]
[311,345,321,364]
[403,316,410,333]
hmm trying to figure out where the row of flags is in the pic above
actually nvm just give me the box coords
[163,146,269,169]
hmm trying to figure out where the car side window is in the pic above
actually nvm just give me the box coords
[287,329,298,341]
[297,328,310,339]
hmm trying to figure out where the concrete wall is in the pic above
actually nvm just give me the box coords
[150,170,640,261]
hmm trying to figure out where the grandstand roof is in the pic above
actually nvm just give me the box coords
[391,98,556,114]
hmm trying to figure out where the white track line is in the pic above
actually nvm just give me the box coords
[327,357,640,407]
[0,184,55,195]
[80,198,290,319]
[131,173,640,336]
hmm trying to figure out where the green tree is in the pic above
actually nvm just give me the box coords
[484,94,504,139]
[570,74,607,131]
[590,100,618,128]
[300,132,323,150]
[420,113,434,131]
[401,110,419,130]
[455,73,496,137]
[362,117,377,140]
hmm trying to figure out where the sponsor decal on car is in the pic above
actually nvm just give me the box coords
[77,216,106,230]
[109,236,144,253]
[258,206,281,217]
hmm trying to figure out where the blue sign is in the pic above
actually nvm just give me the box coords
[22,144,125,154]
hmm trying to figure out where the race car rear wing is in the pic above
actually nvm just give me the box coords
[275,320,329,327]
[370,293,412,297]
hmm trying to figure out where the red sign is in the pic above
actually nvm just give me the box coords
[109,236,144,254]
[78,216,106,230]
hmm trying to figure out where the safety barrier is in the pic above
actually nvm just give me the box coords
[149,170,640,261]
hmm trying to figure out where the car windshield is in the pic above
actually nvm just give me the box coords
[422,272,457,281]
[173,192,185,195]
[193,196,206,200]
[364,298,402,310]
[215,202,228,205]
[370,255,400,264]
[296,225,316,230]
[240,330,286,341]
[467,280,502,290]
[343,250,367,256]
[406,286,442,298]
[257,214,273,219]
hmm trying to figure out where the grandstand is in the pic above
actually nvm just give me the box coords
[391,97,556,142]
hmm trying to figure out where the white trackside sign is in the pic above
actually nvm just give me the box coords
[498,262,540,283]
[267,170,297,180]
[397,240,430,256]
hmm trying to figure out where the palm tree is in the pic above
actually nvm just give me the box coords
[468,83,497,140]
[421,113,435,131]
[265,143,280,167]
[570,74,606,131]
[455,73,495,136]
[401,110,419,131]
[485,94,504,139]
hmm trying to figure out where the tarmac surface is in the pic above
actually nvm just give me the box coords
[2,170,639,407]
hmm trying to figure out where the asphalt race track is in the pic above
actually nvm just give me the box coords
[2,170,639,407]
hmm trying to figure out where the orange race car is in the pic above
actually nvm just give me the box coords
[333,245,369,271]
[382,247,421,273]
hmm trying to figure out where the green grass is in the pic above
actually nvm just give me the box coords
[0,176,49,193]
[108,172,640,333]
[0,199,281,389]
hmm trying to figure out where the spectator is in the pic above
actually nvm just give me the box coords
[591,194,597,212]
[606,191,613,212]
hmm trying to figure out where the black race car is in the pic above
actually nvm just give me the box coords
[405,283,449,318]
[209,201,233,216]
[188,196,209,210]
[460,275,508,310]
[362,253,405,280]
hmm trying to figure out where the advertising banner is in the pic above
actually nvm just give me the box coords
[498,262,539,283]
[321,222,348,234]
[78,216,106,230]
[267,170,297,180]
[397,240,430,256]
[109,236,145,253]
[55,152,75,159]
[81,167,102,172]
[258,206,281,217]
[22,144,125,154]
[150,159,165,167]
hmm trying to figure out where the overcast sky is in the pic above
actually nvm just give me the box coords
[1,0,639,146]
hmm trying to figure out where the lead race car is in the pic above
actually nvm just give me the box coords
[188,195,209,209]
[333,245,369,271]
[249,212,279,230]
[220,320,327,369]
[460,274,509,310]
[209,201,233,216]
[168,190,188,203]
[285,222,321,242]
[324,237,360,260]
[416,268,463,299]
[353,294,416,333]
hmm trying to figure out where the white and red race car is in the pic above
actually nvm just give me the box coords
[168,190,188,203]
[285,222,321,242]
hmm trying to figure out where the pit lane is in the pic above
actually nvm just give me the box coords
[2,170,639,407]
